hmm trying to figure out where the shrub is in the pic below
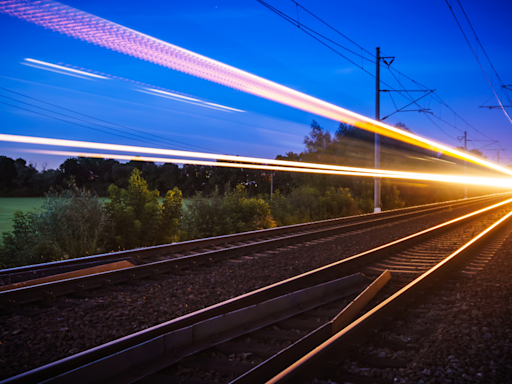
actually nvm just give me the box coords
[223,184,276,233]
[0,184,111,268]
[269,186,358,225]
[357,180,405,213]
[182,184,275,239]
[382,180,405,210]
[320,186,359,218]
[105,169,183,249]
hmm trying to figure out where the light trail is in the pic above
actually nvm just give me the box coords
[24,58,108,79]
[6,132,512,188]
[0,133,476,177]
[1,0,510,176]
[22,58,245,113]
[26,149,512,189]
[136,88,244,112]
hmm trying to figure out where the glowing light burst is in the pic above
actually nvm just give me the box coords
[1,0,510,177]
[5,133,512,189]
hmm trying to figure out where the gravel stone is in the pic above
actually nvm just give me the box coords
[0,202,502,379]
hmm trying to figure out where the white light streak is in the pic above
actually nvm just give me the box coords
[139,88,243,113]
[24,59,108,79]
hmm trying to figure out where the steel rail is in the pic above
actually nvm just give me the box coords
[1,193,508,306]
[266,208,512,383]
[1,192,508,287]
[46,274,372,384]
[4,196,512,384]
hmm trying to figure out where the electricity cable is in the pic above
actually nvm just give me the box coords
[0,86,224,154]
[276,0,502,144]
[444,0,512,125]
[0,100,200,151]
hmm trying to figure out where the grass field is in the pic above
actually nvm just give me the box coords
[0,198,45,236]
[0,197,193,238]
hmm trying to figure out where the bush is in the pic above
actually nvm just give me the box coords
[105,169,183,249]
[356,180,405,213]
[182,184,276,239]
[0,185,111,268]
[269,186,358,226]
[224,184,276,233]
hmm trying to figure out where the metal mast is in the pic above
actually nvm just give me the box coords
[374,47,381,213]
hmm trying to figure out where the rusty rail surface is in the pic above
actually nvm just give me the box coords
[3,196,512,384]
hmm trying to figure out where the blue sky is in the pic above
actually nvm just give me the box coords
[1,0,511,169]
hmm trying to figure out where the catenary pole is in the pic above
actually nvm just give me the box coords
[374,47,382,213]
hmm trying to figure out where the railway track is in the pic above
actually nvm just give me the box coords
[0,193,509,308]
[4,195,512,384]
[265,209,512,384]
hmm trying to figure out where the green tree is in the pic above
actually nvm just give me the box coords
[105,169,183,249]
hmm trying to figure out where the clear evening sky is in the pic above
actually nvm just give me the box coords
[1,0,511,169]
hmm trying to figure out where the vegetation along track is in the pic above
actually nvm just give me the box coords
[3,194,512,383]
[0,193,509,307]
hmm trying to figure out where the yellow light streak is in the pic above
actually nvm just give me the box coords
[29,149,512,189]
[3,134,509,181]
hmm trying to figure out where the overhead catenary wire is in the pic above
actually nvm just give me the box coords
[0,86,224,154]
[0,100,213,152]
[0,95,199,152]
[386,65,501,143]
[258,0,462,147]
[291,0,376,59]
[258,0,503,147]
[299,0,500,144]
[258,0,463,142]
[444,0,512,125]
[457,0,512,108]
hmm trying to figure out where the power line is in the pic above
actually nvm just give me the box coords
[257,1,420,102]
[383,65,498,141]
[291,1,376,59]
[0,100,174,148]
[0,86,223,154]
[0,94,198,152]
[445,0,512,125]
[256,1,375,70]
[0,100,231,155]
[258,0,504,149]
[290,0,499,144]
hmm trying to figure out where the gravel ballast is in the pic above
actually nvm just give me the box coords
[0,200,507,379]
[328,224,512,384]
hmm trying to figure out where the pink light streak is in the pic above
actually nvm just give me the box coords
[1,0,511,176]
